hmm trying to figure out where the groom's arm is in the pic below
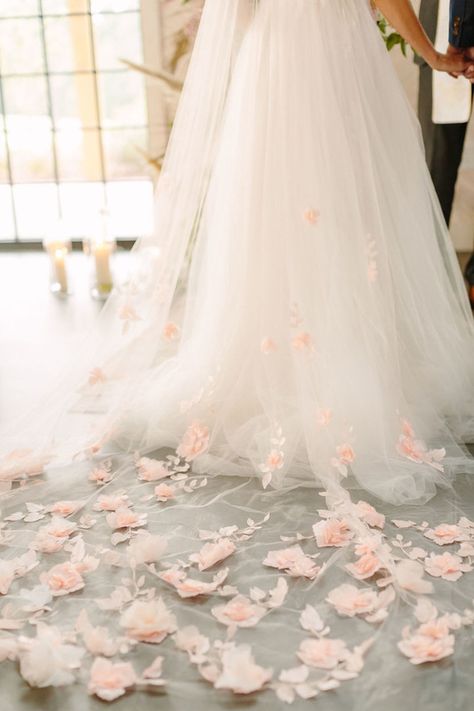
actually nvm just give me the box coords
[450,0,474,47]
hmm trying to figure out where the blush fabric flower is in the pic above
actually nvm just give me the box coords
[260,337,277,354]
[394,560,434,594]
[424,552,471,582]
[424,524,469,546]
[88,368,107,386]
[297,638,348,669]
[42,516,77,540]
[159,566,228,599]
[88,657,136,701]
[93,493,129,512]
[214,644,272,694]
[211,595,266,628]
[127,532,168,565]
[316,408,332,427]
[355,501,385,529]
[118,304,141,333]
[263,545,320,579]
[313,518,353,548]
[41,562,85,597]
[177,421,210,462]
[154,483,175,502]
[291,332,314,352]
[18,623,85,688]
[174,625,210,664]
[326,584,378,618]
[398,632,454,665]
[162,321,180,342]
[89,465,113,485]
[262,450,284,472]
[189,539,236,571]
[119,598,177,644]
[303,208,320,225]
[106,507,147,530]
[48,500,84,517]
[136,457,171,482]
[345,552,383,581]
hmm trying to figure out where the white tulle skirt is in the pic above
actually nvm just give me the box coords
[118,0,474,506]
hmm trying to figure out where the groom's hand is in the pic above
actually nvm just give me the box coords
[447,43,474,81]
[464,47,474,82]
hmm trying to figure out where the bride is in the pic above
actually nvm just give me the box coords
[1,0,474,706]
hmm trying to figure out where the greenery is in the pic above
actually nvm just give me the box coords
[377,16,408,56]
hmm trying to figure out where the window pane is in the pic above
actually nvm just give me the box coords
[44,15,93,72]
[92,12,142,71]
[103,127,148,179]
[9,127,54,182]
[13,184,59,239]
[91,0,139,12]
[106,180,153,238]
[1,1,39,18]
[0,19,45,75]
[56,128,103,181]
[0,186,15,239]
[41,0,88,14]
[50,73,98,128]
[98,71,146,127]
[59,182,106,237]
[3,76,50,128]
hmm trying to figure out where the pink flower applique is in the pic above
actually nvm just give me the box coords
[313,518,353,548]
[189,539,236,571]
[394,559,434,594]
[326,583,378,618]
[263,545,320,580]
[119,598,177,644]
[424,524,469,546]
[176,421,210,462]
[290,302,304,329]
[316,408,333,427]
[260,337,277,355]
[47,500,84,517]
[331,442,355,478]
[41,562,85,597]
[127,531,167,566]
[106,507,147,531]
[136,456,171,482]
[259,423,285,489]
[75,610,118,657]
[0,448,51,483]
[398,632,454,665]
[41,516,78,540]
[424,552,472,582]
[396,419,446,472]
[162,321,180,342]
[0,551,38,595]
[355,501,385,529]
[93,492,129,512]
[154,482,175,502]
[212,644,272,695]
[291,331,314,353]
[18,623,85,688]
[88,657,136,701]
[88,368,107,386]
[211,595,267,629]
[158,566,229,599]
[303,208,320,226]
[297,637,348,670]
[118,303,142,334]
[174,626,210,664]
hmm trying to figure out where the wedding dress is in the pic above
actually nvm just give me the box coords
[1,1,474,707]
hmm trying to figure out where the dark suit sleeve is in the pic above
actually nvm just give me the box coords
[450,0,474,47]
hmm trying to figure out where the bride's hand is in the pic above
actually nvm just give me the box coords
[430,47,473,77]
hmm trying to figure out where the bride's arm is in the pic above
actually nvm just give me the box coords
[373,0,472,74]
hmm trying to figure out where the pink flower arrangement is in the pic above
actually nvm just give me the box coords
[119,598,177,644]
[176,421,210,462]
[297,638,348,670]
[313,518,353,548]
[88,657,136,701]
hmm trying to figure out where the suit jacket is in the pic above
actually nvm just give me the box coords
[450,0,474,46]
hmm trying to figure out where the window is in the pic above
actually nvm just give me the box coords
[0,0,157,244]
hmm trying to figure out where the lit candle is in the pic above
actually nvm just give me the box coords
[92,239,113,292]
[84,210,116,300]
[52,247,68,294]
[43,221,71,296]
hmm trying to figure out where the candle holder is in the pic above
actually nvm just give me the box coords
[84,210,116,301]
[43,223,72,297]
